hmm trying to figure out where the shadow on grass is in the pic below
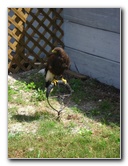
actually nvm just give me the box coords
[9,69,120,127]
[12,114,40,122]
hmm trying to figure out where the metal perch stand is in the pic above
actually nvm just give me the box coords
[46,80,73,119]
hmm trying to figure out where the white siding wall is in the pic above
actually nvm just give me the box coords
[63,8,120,89]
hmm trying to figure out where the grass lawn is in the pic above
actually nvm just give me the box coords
[8,69,120,159]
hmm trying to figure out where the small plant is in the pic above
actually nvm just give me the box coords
[31,88,46,101]
[71,106,81,113]
[8,86,17,95]
[8,86,18,102]
[78,128,92,136]
[27,82,36,89]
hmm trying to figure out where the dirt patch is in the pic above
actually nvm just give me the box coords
[8,121,38,135]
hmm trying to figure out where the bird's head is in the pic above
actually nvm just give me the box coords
[51,47,64,55]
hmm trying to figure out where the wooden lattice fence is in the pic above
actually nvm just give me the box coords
[8,8,64,73]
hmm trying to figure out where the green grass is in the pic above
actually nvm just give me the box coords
[8,71,120,158]
[8,119,120,158]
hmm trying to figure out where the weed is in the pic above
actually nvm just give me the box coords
[26,82,36,89]
[31,88,46,101]
[78,128,92,136]
[71,106,81,113]
[8,86,18,102]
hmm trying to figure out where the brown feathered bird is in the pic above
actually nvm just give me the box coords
[42,47,70,88]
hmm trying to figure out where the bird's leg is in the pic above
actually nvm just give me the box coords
[45,81,51,88]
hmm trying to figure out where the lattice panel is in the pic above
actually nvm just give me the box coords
[8,8,64,73]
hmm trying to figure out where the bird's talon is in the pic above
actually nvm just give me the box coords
[61,78,67,84]
[52,79,58,86]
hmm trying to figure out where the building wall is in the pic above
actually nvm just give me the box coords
[62,8,120,89]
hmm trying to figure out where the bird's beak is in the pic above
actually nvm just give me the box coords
[52,49,57,53]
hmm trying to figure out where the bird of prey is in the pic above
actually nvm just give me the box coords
[39,47,70,88]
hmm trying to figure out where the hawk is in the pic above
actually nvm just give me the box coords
[39,47,70,88]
